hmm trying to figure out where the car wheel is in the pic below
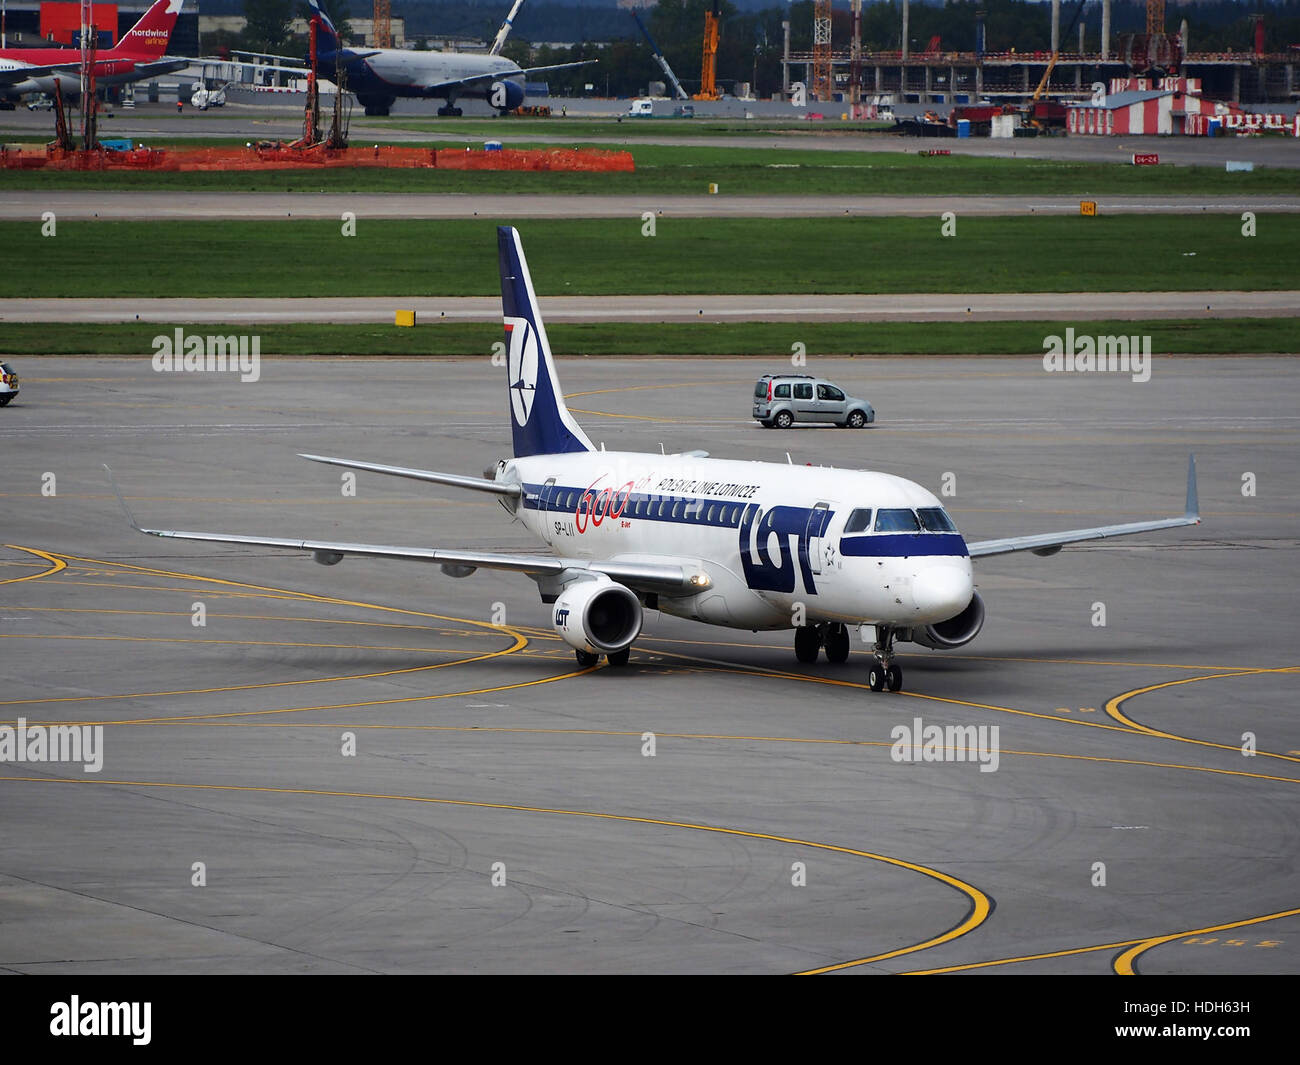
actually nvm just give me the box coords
[847,410,866,429]
[774,411,793,429]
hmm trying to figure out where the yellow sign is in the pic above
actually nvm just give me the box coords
[1080,201,1097,217]
[395,310,416,327]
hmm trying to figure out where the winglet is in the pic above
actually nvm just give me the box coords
[103,464,144,533]
[1185,453,1199,522]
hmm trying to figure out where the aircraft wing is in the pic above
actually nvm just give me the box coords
[422,60,594,94]
[967,455,1200,559]
[0,62,80,86]
[106,466,700,594]
[129,58,190,78]
[520,61,596,76]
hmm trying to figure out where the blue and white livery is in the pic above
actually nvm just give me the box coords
[113,226,1200,693]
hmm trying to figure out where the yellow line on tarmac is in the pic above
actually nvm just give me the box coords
[0,773,991,976]
[0,546,66,586]
[1113,907,1300,976]
[1105,667,1300,764]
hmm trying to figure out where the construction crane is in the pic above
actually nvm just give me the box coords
[631,11,688,101]
[1029,0,1088,107]
[693,0,720,101]
[1146,0,1164,35]
[373,0,392,49]
[489,0,526,56]
[811,0,831,101]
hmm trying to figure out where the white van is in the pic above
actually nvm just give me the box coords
[624,98,656,117]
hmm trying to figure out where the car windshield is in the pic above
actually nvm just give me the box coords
[875,508,920,533]
[917,507,958,533]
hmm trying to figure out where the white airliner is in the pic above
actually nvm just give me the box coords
[112,226,1200,693]
[299,0,588,116]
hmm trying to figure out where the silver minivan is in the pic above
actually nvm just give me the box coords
[753,373,874,429]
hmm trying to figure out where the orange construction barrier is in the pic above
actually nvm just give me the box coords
[1,143,635,173]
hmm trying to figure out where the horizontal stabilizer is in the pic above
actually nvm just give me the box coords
[297,453,520,496]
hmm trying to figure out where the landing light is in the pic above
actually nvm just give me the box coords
[689,572,711,589]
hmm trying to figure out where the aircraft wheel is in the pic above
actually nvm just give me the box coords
[886,663,903,692]
[868,658,886,691]
[607,648,630,667]
[575,649,599,667]
[794,625,820,664]
[824,623,850,664]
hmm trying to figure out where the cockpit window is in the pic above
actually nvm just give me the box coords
[844,508,873,534]
[917,507,957,533]
[875,508,920,533]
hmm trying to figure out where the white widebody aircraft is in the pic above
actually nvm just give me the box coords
[113,226,1200,693]
[299,0,587,116]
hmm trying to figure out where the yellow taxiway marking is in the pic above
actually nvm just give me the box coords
[0,633,482,654]
[1106,667,1300,764]
[905,905,1300,975]
[0,546,67,586]
[0,774,991,976]
[1113,907,1300,975]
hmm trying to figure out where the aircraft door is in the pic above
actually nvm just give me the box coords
[807,502,833,574]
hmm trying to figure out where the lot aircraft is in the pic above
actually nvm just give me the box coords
[112,227,1200,693]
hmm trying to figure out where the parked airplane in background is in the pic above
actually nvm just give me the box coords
[0,0,187,104]
[303,0,588,115]
[112,227,1200,694]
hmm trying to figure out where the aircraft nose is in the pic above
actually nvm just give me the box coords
[912,564,974,620]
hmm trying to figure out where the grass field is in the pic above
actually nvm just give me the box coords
[2,215,1296,299]
[5,319,1296,357]
[2,141,1297,195]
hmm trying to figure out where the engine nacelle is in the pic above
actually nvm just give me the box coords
[552,577,642,655]
[905,591,986,650]
[489,79,526,111]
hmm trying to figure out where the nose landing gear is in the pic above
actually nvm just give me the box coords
[867,624,903,692]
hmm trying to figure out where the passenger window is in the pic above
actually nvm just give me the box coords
[658,500,668,517]
[844,508,873,534]
[672,501,682,518]
[917,507,957,533]
[822,385,844,401]
[875,508,920,533]
[793,383,813,400]
[707,505,715,522]
[774,384,791,399]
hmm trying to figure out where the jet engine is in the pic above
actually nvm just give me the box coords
[905,591,986,649]
[551,577,642,655]
[489,79,525,111]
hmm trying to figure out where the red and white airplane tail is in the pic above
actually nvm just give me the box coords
[117,0,183,59]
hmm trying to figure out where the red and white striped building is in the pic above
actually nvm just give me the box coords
[1066,77,1298,136]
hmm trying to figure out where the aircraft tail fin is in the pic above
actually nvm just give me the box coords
[118,0,182,59]
[497,226,594,459]
[306,0,343,53]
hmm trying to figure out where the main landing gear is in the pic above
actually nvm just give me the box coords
[575,648,630,668]
[794,621,904,692]
[793,622,851,665]
[437,103,464,117]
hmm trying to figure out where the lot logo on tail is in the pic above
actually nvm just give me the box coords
[505,317,538,426]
